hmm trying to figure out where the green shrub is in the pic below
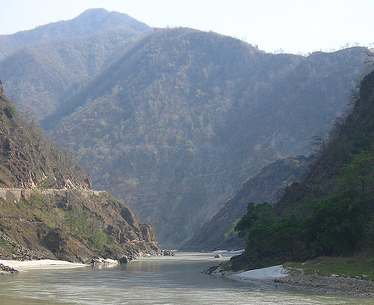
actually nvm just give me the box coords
[90,229,109,251]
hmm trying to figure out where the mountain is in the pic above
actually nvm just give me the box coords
[0,9,151,120]
[0,92,158,262]
[184,156,310,251]
[0,8,150,59]
[46,27,369,247]
[234,68,374,270]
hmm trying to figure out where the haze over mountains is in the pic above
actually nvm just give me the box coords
[0,9,371,247]
[185,156,311,251]
[0,9,151,119]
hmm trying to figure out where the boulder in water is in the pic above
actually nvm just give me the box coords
[161,249,175,256]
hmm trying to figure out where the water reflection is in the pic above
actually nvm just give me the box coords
[0,253,373,305]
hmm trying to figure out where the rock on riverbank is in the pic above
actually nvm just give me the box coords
[0,263,18,274]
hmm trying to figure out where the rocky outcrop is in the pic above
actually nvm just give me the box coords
[161,249,175,256]
[0,263,18,274]
[140,224,157,243]
[0,189,159,263]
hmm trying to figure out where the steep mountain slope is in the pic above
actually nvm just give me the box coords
[0,96,88,189]
[0,9,151,120]
[48,27,369,247]
[234,69,374,270]
[185,157,310,251]
[0,93,158,262]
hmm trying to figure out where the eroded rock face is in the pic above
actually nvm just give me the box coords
[0,190,159,262]
[140,224,157,243]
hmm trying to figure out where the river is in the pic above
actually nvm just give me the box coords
[0,253,373,305]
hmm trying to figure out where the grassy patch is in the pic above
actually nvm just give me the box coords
[285,256,374,280]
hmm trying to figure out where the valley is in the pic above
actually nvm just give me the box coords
[0,5,373,304]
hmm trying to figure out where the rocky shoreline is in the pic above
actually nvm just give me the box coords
[274,268,374,297]
[206,264,374,297]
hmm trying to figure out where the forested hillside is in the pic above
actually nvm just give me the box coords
[49,28,368,246]
[1,10,371,247]
[235,69,374,271]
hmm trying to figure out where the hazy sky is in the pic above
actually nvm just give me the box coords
[0,0,373,53]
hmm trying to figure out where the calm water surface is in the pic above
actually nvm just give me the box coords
[0,253,373,305]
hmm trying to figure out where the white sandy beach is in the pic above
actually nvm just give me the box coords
[0,259,88,272]
[229,265,288,281]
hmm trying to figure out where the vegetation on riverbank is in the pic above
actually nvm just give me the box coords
[285,256,374,281]
[233,69,374,277]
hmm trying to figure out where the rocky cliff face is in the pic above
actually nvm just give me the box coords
[48,28,369,247]
[0,190,159,262]
[0,95,159,262]
[184,157,310,251]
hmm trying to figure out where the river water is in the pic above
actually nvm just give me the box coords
[0,253,373,305]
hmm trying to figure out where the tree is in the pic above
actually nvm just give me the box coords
[339,151,374,194]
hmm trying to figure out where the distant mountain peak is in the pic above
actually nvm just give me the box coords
[71,8,150,33]
[0,8,151,60]
[76,8,110,18]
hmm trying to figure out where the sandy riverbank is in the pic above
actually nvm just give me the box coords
[0,259,88,272]
[212,264,374,297]
[228,265,288,281]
